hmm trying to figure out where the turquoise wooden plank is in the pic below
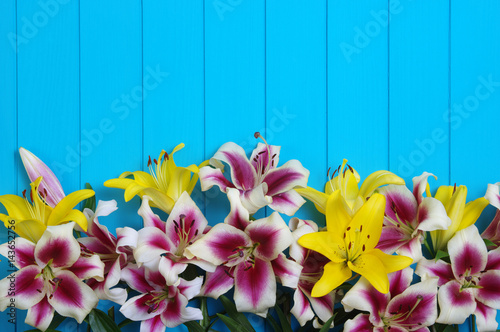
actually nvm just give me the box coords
[266,0,327,223]
[16,1,80,331]
[80,0,143,232]
[204,0,266,224]
[450,0,500,232]
[0,1,17,331]
[142,0,205,210]
[389,0,449,186]
[328,0,389,183]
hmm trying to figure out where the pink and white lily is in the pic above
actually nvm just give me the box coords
[0,222,104,331]
[120,262,203,330]
[342,267,438,332]
[185,188,295,315]
[19,147,66,208]
[78,200,136,305]
[416,225,500,332]
[482,183,500,248]
[134,192,214,286]
[199,134,310,215]
[377,172,451,262]
[288,218,335,327]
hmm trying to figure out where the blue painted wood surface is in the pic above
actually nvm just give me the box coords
[1,0,500,330]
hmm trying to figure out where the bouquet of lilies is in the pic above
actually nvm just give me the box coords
[1,133,500,332]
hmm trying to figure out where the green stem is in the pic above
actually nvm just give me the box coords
[200,297,210,329]
[471,315,476,332]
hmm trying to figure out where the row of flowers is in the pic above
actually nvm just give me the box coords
[0,135,499,331]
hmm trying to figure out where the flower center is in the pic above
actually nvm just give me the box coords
[344,225,369,262]
[222,242,260,275]
[383,295,424,329]
[172,214,198,256]
[147,152,169,192]
[253,132,277,182]
[22,182,49,223]
[145,288,172,314]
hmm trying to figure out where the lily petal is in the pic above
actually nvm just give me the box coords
[325,190,351,234]
[200,266,234,299]
[141,315,167,332]
[436,280,476,325]
[246,212,292,261]
[312,261,351,297]
[249,143,281,172]
[20,147,66,207]
[240,183,272,214]
[158,256,187,286]
[0,265,45,310]
[89,259,127,304]
[116,226,139,252]
[416,197,451,232]
[26,296,54,331]
[224,188,251,230]
[0,194,33,222]
[134,227,172,264]
[459,197,489,231]
[177,276,203,300]
[341,276,389,326]
[359,170,405,200]
[160,291,203,328]
[298,231,346,264]
[412,172,436,204]
[448,225,487,279]
[138,196,166,232]
[415,258,454,286]
[68,255,105,281]
[290,287,315,326]
[344,314,374,332]
[198,166,235,192]
[0,237,36,269]
[378,184,417,228]
[476,270,500,309]
[11,218,47,243]
[272,253,302,288]
[484,183,500,210]
[184,223,251,266]
[474,301,498,332]
[295,187,329,214]
[212,142,257,191]
[120,293,165,321]
[120,263,155,294]
[49,270,99,323]
[234,258,275,314]
[376,225,407,255]
[47,189,95,230]
[268,190,306,216]
[263,159,309,196]
[35,222,80,268]
[389,267,414,298]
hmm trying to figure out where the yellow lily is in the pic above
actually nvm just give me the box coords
[296,159,404,215]
[430,185,488,252]
[104,143,208,214]
[298,190,412,296]
[0,177,94,243]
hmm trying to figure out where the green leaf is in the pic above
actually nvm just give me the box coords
[218,295,255,332]
[266,313,281,332]
[117,318,134,329]
[47,312,66,329]
[318,314,336,332]
[217,314,253,332]
[184,320,205,332]
[82,183,96,212]
[435,249,449,261]
[88,308,121,332]
[200,297,210,329]
[107,306,115,322]
[274,305,292,332]
[484,238,498,247]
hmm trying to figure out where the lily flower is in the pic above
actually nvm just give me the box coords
[0,177,94,243]
[416,225,500,332]
[481,183,500,248]
[289,218,336,328]
[376,172,451,262]
[429,184,488,252]
[298,190,412,296]
[296,159,404,215]
[342,267,438,331]
[0,222,104,331]
[120,263,203,330]
[192,188,301,304]
[198,133,309,215]
[133,191,214,286]
[104,143,206,214]
[78,200,136,304]
[185,195,294,315]
[19,147,66,208]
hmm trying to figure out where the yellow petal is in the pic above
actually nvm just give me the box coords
[325,190,352,234]
[348,193,386,250]
[124,183,146,202]
[48,189,95,226]
[349,252,390,294]
[295,187,329,214]
[130,171,157,188]
[311,261,351,297]
[298,232,346,263]
[141,188,175,214]
[49,209,88,231]
[0,194,32,220]
[167,168,193,202]
[104,178,135,190]
[459,197,488,231]
[15,219,46,243]
[369,248,412,273]
[434,185,455,206]
[359,170,405,198]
